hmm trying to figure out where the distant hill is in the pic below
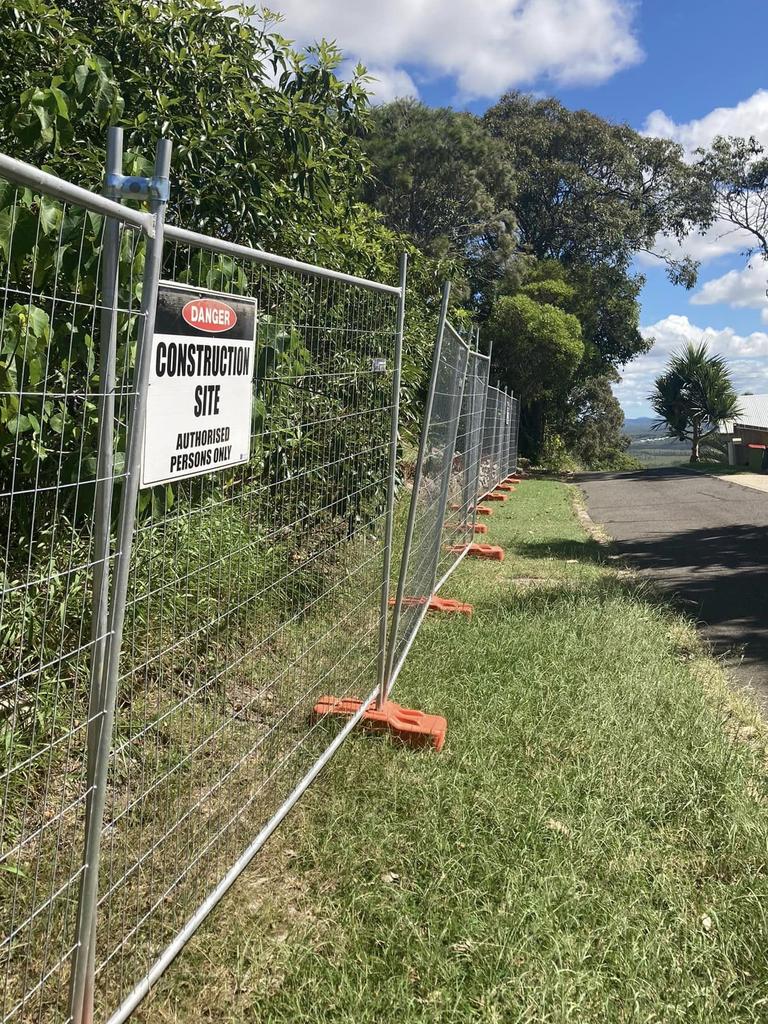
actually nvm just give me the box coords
[623,416,657,436]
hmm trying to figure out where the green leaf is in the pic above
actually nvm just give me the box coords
[39,196,62,236]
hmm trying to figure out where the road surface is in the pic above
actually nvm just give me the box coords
[578,468,768,704]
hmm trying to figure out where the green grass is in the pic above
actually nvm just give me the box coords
[139,480,768,1024]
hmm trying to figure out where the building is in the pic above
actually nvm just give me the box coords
[722,394,768,468]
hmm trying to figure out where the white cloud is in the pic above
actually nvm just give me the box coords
[643,89,768,158]
[615,314,768,416]
[692,262,768,321]
[365,67,418,104]
[636,224,757,269]
[273,0,642,101]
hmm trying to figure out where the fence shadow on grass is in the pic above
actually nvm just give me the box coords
[517,519,768,698]
[513,536,609,566]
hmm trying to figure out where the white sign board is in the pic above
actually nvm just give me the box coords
[141,283,257,488]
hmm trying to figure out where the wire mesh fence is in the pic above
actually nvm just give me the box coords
[480,384,504,495]
[433,341,489,594]
[0,156,151,1024]
[509,394,520,476]
[94,237,401,1024]
[501,391,512,481]
[384,299,470,691]
[0,139,404,1024]
[0,133,521,1024]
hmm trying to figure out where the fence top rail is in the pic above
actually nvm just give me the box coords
[444,320,490,358]
[0,151,153,234]
[164,223,402,296]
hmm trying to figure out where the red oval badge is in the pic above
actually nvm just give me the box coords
[181,297,238,334]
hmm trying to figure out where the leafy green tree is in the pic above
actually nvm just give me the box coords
[491,259,643,468]
[517,259,650,374]
[650,343,740,463]
[488,294,584,401]
[485,293,583,458]
[0,0,376,258]
[560,374,630,469]
[363,100,516,305]
[483,92,704,287]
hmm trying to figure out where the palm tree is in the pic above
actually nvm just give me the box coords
[650,342,741,463]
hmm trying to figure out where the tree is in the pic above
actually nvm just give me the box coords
[559,374,630,469]
[485,293,584,459]
[650,343,740,463]
[0,0,446,518]
[483,92,703,287]
[516,258,651,374]
[363,100,517,305]
[695,135,768,260]
[487,259,644,468]
[0,0,374,258]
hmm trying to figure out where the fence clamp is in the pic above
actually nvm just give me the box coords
[105,172,171,203]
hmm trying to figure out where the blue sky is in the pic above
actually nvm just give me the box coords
[274,0,768,417]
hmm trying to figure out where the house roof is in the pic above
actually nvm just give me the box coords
[722,394,768,434]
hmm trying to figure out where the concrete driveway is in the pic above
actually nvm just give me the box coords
[578,468,768,703]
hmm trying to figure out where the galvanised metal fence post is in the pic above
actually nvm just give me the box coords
[376,251,407,710]
[69,125,125,1024]
[69,135,172,1024]
[460,340,481,516]
[477,332,492,502]
[500,387,507,479]
[383,281,451,702]
[511,393,516,476]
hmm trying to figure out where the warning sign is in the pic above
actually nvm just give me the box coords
[141,283,257,488]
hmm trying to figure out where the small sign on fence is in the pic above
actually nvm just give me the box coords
[141,283,257,487]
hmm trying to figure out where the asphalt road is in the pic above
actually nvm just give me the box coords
[578,468,768,704]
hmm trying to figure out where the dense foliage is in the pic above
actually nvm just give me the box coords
[362,100,515,307]
[483,92,703,287]
[0,0,453,528]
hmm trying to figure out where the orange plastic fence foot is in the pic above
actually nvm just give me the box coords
[505,475,522,483]
[388,595,473,617]
[313,696,447,752]
[456,521,488,535]
[430,596,473,617]
[475,506,493,516]
[495,483,515,492]
[482,492,508,502]
[448,543,504,562]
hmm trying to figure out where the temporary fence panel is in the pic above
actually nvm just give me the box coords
[0,134,405,1024]
[432,341,489,594]
[0,146,154,1024]
[480,385,503,494]
[384,292,468,693]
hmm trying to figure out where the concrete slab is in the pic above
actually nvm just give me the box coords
[715,472,768,494]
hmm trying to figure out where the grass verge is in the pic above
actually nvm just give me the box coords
[139,479,768,1024]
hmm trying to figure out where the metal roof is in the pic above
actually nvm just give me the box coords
[722,394,768,434]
